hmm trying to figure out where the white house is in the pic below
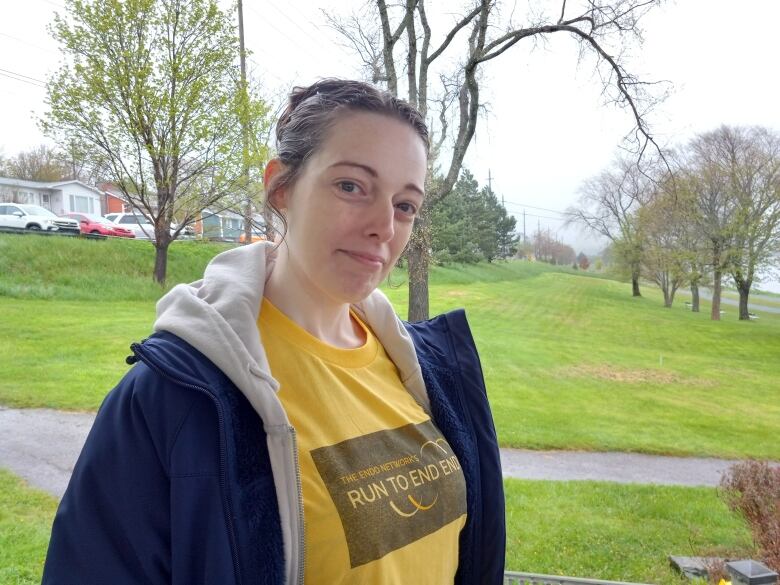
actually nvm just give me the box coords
[0,176,104,216]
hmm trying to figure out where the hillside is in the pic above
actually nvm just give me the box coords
[1,233,779,459]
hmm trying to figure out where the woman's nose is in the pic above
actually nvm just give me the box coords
[365,200,395,242]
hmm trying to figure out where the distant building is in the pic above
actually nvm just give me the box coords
[197,208,245,241]
[0,176,103,216]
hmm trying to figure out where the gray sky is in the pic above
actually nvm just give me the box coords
[2,0,779,261]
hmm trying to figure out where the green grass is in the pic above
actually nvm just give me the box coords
[0,468,754,585]
[2,235,779,458]
[0,300,154,410]
[0,232,231,301]
[504,479,755,585]
[383,263,780,459]
[0,470,58,585]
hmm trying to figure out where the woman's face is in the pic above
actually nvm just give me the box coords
[271,111,427,305]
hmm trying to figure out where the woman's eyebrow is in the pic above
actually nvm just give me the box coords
[328,160,424,196]
[328,161,377,177]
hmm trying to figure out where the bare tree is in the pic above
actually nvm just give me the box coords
[672,177,710,313]
[568,155,655,296]
[637,185,688,307]
[719,126,780,320]
[3,145,71,182]
[329,0,668,320]
[681,126,780,321]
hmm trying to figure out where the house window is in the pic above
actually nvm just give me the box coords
[69,194,95,214]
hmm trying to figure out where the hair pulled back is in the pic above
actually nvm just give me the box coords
[264,79,429,235]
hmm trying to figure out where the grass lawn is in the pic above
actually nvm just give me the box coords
[1,235,779,458]
[503,479,755,585]
[0,470,58,585]
[384,264,780,459]
[0,300,154,409]
[0,468,754,585]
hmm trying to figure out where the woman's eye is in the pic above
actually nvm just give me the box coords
[339,181,358,193]
[396,202,418,216]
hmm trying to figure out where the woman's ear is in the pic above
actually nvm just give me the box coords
[264,158,289,212]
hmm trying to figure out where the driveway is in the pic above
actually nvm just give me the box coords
[0,407,770,499]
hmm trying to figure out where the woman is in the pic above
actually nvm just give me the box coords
[43,79,505,585]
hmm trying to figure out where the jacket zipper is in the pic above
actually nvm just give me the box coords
[129,343,243,584]
[289,427,306,585]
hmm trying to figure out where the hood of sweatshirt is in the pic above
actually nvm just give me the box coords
[153,241,429,422]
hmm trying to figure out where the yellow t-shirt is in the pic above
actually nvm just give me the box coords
[258,298,467,584]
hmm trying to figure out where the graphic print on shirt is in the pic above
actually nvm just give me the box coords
[310,419,467,568]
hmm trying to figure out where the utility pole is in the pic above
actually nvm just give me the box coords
[523,209,526,246]
[238,0,252,246]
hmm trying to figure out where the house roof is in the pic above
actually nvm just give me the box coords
[0,176,103,195]
[203,207,245,220]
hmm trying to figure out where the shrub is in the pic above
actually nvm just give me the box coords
[719,460,780,572]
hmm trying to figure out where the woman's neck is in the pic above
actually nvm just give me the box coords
[264,247,367,349]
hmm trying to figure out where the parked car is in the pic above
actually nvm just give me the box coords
[170,222,196,239]
[104,212,155,240]
[64,212,135,238]
[0,203,80,234]
[238,231,267,244]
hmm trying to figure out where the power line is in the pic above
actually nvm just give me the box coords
[503,200,574,216]
[0,31,59,55]
[244,4,334,73]
[507,209,565,222]
[0,68,47,88]
[263,0,334,51]
[0,67,46,85]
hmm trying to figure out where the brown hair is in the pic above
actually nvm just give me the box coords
[264,79,429,237]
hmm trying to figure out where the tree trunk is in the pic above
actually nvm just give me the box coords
[711,269,722,321]
[690,283,700,312]
[153,232,171,285]
[631,264,641,297]
[407,212,430,322]
[662,285,671,308]
[736,279,752,321]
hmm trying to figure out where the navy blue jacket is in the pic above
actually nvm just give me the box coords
[43,309,505,584]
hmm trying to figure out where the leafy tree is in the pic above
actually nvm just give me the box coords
[430,169,517,263]
[43,0,270,284]
[577,252,590,271]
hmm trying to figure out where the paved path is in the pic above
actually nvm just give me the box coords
[0,407,767,499]
[678,288,780,314]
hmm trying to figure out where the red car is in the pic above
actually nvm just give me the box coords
[64,212,136,238]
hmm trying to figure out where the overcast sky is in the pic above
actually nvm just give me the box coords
[2,0,779,260]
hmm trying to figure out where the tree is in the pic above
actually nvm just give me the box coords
[43,0,270,284]
[568,155,654,296]
[637,187,687,307]
[430,169,517,263]
[577,252,590,270]
[680,126,780,320]
[722,127,780,320]
[330,0,667,320]
[3,145,71,182]
[534,230,575,265]
[673,182,709,313]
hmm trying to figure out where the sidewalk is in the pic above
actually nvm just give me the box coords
[0,407,761,499]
